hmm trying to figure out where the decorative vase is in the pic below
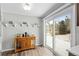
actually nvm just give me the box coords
[25,32,27,37]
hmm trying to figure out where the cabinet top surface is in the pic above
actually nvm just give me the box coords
[15,36,36,40]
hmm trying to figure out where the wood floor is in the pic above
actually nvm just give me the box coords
[1,47,54,56]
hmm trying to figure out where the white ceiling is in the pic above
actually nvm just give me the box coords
[1,3,56,18]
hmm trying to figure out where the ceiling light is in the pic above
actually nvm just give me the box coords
[23,3,32,10]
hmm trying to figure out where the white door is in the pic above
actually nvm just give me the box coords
[54,15,71,56]
[45,20,54,49]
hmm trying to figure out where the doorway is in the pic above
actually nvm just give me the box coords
[54,15,71,55]
[45,6,72,56]
[45,20,54,49]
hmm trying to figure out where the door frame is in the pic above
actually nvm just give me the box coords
[43,4,77,56]
[44,19,55,52]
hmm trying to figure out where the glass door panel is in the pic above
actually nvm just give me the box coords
[54,15,71,56]
[45,20,54,49]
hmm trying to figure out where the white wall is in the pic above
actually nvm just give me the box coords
[0,6,1,51]
[76,27,79,45]
[1,12,43,51]
[76,5,79,45]
[0,22,1,51]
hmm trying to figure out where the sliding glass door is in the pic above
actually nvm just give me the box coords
[45,8,72,55]
[45,20,54,49]
[54,15,71,55]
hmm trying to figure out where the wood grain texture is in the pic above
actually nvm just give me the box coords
[1,47,54,56]
[15,36,36,52]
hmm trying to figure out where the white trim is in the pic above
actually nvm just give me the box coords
[1,48,15,52]
[0,43,42,52]
[70,4,77,47]
[0,44,42,52]
[36,43,43,46]
[43,20,46,46]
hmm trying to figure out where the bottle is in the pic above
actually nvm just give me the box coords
[25,32,27,37]
[22,34,24,37]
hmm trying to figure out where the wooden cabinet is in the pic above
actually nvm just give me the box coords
[15,36,36,52]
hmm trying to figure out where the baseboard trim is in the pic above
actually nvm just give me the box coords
[1,44,43,52]
[36,43,43,46]
[1,48,15,52]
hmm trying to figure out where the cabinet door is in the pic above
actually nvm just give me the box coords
[26,38,31,48]
[28,39,31,48]
[21,39,26,49]
[25,39,29,49]
[18,39,22,48]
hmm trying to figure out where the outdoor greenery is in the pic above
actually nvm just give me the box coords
[59,16,70,34]
[46,16,70,36]
[59,20,67,34]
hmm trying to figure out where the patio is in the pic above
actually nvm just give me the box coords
[46,33,70,55]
